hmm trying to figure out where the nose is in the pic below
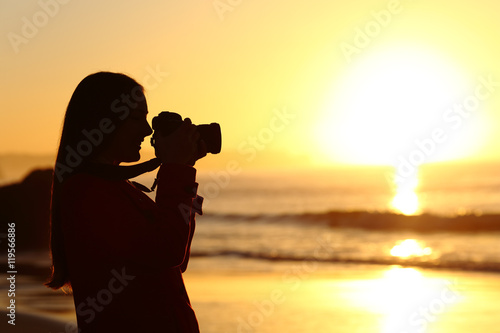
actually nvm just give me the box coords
[143,120,153,137]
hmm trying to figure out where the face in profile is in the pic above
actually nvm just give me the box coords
[102,96,153,164]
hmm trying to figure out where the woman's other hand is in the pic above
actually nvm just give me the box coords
[154,118,203,166]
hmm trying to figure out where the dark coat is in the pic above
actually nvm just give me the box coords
[61,163,200,332]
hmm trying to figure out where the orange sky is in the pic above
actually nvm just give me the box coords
[2,0,500,169]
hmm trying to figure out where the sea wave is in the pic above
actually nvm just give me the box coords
[202,210,500,232]
[190,249,500,273]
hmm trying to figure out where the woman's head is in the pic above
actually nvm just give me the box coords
[54,72,152,182]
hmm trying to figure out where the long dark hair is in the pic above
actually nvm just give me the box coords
[46,72,144,290]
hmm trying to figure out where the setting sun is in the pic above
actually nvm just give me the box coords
[314,44,488,166]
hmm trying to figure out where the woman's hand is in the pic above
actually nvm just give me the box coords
[154,118,205,166]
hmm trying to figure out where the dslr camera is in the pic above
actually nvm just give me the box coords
[150,111,222,156]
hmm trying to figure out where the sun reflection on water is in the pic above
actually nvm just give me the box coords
[390,166,420,215]
[390,239,433,258]
[346,266,462,333]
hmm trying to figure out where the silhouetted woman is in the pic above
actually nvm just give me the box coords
[46,72,202,332]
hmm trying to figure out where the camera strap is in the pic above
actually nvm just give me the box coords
[83,158,162,192]
[83,157,204,214]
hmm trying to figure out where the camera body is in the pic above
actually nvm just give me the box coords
[150,111,222,155]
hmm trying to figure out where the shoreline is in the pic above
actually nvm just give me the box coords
[3,259,499,332]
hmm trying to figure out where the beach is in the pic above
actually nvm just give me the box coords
[188,258,500,333]
[3,256,500,333]
[2,167,500,332]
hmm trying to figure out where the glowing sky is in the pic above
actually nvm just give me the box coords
[2,0,500,168]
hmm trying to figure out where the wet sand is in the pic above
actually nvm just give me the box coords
[2,258,500,333]
[186,258,500,333]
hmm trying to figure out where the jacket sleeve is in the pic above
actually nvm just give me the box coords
[180,213,195,273]
[61,163,198,271]
[155,163,198,271]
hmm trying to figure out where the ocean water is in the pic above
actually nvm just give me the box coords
[2,163,499,274]
[131,165,500,273]
[2,164,500,332]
